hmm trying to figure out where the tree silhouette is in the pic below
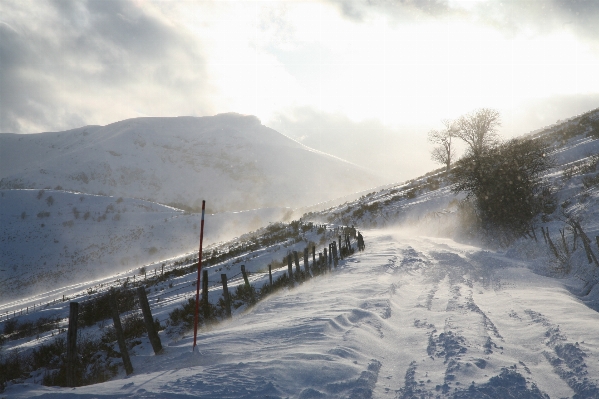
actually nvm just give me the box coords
[428,120,457,172]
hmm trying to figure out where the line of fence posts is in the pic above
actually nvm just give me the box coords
[6,227,365,337]
[537,223,599,268]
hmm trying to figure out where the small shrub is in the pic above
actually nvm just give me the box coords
[79,290,136,328]
[582,173,599,189]
[406,188,418,199]
[231,284,257,307]
[168,298,196,328]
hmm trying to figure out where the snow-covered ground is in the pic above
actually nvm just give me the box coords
[5,229,599,398]
[2,109,599,397]
[0,189,292,303]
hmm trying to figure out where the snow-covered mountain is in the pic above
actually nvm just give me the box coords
[0,113,387,304]
[0,113,385,213]
[2,108,599,398]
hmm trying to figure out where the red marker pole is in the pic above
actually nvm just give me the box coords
[193,200,206,352]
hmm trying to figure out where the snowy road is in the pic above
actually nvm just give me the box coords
[9,229,599,398]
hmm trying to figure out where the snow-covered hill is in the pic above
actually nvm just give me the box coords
[4,230,599,398]
[2,108,599,398]
[0,113,385,212]
[0,189,291,303]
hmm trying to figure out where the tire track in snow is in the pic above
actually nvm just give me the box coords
[390,238,553,398]
[524,309,599,398]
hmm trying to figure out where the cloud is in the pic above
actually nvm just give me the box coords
[328,0,450,22]
[267,107,437,183]
[327,0,599,44]
[0,0,211,133]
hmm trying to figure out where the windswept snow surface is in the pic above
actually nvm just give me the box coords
[8,230,599,398]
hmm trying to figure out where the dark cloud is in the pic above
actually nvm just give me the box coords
[0,0,209,133]
[327,0,599,43]
[478,0,599,42]
[268,107,435,182]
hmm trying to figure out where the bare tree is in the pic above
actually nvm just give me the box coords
[428,119,456,172]
[455,108,501,157]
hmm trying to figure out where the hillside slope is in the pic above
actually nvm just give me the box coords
[0,189,290,303]
[0,113,385,212]
[4,231,599,398]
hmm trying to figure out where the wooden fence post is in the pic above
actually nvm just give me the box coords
[323,248,328,273]
[109,290,133,376]
[240,265,255,302]
[545,229,560,260]
[559,229,570,256]
[312,246,316,270]
[294,251,301,275]
[329,241,335,265]
[318,253,323,274]
[333,241,338,267]
[304,248,310,278]
[287,254,293,281]
[221,274,232,318]
[531,227,538,242]
[137,287,162,355]
[268,264,273,286]
[339,236,343,259]
[574,222,599,267]
[66,302,79,387]
[202,269,210,319]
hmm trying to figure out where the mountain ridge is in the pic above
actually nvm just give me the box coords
[0,113,386,213]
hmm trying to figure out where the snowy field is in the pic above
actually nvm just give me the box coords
[0,188,294,304]
[6,229,599,398]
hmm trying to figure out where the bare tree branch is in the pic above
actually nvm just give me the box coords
[455,108,501,157]
[427,119,457,171]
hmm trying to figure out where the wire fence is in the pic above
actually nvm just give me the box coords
[1,226,359,345]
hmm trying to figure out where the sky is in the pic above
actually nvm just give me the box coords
[1,0,599,180]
